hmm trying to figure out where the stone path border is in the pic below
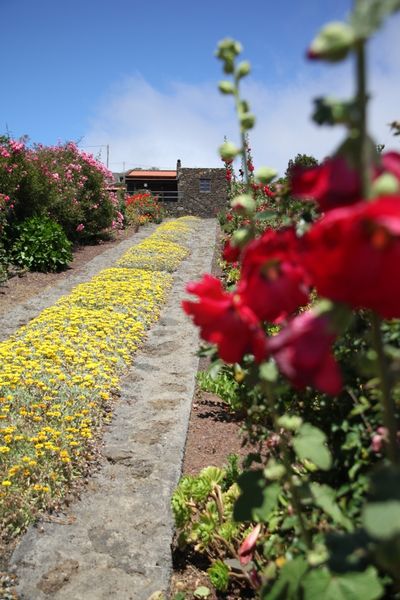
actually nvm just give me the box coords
[9,218,217,599]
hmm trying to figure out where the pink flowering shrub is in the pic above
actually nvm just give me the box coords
[0,137,121,246]
[18,142,121,241]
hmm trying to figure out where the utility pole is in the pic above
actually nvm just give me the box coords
[106,145,109,168]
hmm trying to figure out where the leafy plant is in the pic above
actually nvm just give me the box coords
[172,456,261,592]
[179,1,400,597]
[196,368,242,412]
[11,216,73,272]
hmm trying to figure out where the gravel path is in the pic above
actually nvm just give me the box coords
[7,218,217,600]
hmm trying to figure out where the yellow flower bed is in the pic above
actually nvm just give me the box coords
[0,217,197,538]
[117,217,198,271]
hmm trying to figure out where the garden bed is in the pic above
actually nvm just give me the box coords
[0,225,138,317]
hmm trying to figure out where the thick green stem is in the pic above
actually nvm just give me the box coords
[371,314,399,464]
[355,41,372,199]
[262,384,313,550]
[233,77,250,185]
[355,41,398,463]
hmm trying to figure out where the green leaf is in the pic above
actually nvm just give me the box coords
[351,0,400,39]
[234,470,280,522]
[207,560,230,592]
[293,423,332,470]
[277,414,303,432]
[363,500,400,540]
[259,360,278,382]
[262,557,308,600]
[310,483,353,531]
[194,586,211,598]
[255,210,277,222]
[302,566,383,600]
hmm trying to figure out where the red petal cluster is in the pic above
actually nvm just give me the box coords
[302,196,400,319]
[222,239,241,263]
[290,156,361,211]
[238,229,309,322]
[268,311,342,395]
[381,151,400,180]
[291,152,400,213]
[182,275,267,364]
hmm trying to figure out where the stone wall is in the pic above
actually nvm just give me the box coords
[163,167,228,217]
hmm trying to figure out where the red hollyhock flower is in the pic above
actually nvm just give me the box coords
[291,156,361,211]
[381,151,400,180]
[182,275,267,363]
[238,229,309,323]
[302,196,400,318]
[268,311,342,395]
[222,239,241,263]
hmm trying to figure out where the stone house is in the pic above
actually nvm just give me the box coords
[119,160,228,217]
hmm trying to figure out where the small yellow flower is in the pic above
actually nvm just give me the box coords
[276,557,286,568]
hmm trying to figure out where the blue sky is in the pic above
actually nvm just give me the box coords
[1,0,399,174]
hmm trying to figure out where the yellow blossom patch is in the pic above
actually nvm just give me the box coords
[0,217,198,539]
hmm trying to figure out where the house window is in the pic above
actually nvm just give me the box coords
[199,178,211,193]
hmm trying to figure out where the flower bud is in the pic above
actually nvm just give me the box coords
[236,60,251,79]
[255,166,278,184]
[232,227,253,247]
[239,100,250,113]
[371,172,400,197]
[219,142,240,161]
[218,80,235,94]
[240,113,256,130]
[215,38,243,65]
[231,193,256,214]
[307,22,356,62]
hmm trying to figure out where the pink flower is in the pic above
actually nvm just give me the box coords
[371,427,388,453]
[76,223,85,232]
[239,524,261,566]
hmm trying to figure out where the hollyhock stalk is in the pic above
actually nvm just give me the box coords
[261,381,313,550]
[355,40,399,464]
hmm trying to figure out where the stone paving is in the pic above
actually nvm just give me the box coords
[6,219,217,599]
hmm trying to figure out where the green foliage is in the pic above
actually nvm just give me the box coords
[350,0,400,38]
[172,456,252,592]
[234,470,280,522]
[284,153,319,179]
[301,566,383,600]
[196,368,241,411]
[292,423,332,471]
[0,242,8,285]
[207,560,230,591]
[11,216,72,272]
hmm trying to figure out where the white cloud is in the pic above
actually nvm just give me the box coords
[83,15,400,177]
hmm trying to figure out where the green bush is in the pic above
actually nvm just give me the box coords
[11,216,73,272]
